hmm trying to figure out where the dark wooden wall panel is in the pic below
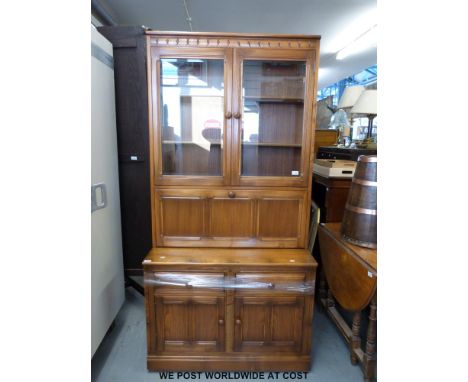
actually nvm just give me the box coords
[98,26,152,274]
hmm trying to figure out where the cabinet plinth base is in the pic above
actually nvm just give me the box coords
[147,355,311,371]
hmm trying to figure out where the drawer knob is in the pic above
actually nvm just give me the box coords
[218,319,224,325]
[228,191,236,198]
[235,319,241,325]
[225,111,232,119]
[233,112,241,119]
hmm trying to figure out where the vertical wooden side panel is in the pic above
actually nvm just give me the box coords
[146,36,157,247]
[145,285,155,354]
[225,275,234,352]
[301,270,315,355]
[230,49,242,186]
[224,48,234,186]
[305,47,320,248]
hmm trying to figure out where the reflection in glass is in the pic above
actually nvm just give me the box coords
[160,58,224,176]
[241,60,306,177]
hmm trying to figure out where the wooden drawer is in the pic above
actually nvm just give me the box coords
[154,188,309,248]
[147,272,226,294]
[234,272,309,295]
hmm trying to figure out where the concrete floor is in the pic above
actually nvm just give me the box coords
[92,287,365,382]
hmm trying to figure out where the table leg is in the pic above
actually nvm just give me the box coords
[350,311,361,365]
[327,288,335,308]
[319,271,327,301]
[363,294,377,381]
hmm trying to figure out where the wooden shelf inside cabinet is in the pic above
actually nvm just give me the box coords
[163,141,222,145]
[244,96,304,103]
[242,142,302,148]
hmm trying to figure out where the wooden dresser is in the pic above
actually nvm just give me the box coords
[143,31,321,371]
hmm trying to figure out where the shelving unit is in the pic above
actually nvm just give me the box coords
[144,31,320,371]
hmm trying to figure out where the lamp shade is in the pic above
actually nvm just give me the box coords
[337,86,365,109]
[350,89,377,115]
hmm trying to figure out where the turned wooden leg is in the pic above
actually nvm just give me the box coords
[350,311,361,365]
[363,294,377,381]
[327,288,335,308]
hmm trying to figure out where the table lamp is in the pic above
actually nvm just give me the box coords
[338,85,365,110]
[350,89,377,143]
[337,86,364,142]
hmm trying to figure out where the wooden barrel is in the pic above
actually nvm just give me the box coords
[341,155,377,248]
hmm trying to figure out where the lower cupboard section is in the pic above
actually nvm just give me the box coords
[143,248,317,371]
[145,275,315,369]
[147,291,313,371]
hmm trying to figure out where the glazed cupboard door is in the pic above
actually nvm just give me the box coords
[231,49,318,187]
[149,47,233,186]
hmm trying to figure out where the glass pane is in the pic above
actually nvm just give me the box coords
[160,58,224,176]
[241,60,306,177]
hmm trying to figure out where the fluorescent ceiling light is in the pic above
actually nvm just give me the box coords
[336,24,377,60]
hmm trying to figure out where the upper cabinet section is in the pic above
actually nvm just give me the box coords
[147,33,320,188]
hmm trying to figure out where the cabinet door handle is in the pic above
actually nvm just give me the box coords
[233,112,241,119]
[235,319,241,325]
[228,191,236,198]
[225,111,232,119]
[218,319,224,325]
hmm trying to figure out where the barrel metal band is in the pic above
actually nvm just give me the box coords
[352,178,377,187]
[346,203,377,216]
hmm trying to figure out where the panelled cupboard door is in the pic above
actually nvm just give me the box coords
[154,188,309,247]
[149,47,233,186]
[154,293,225,353]
[233,295,305,353]
[231,48,317,188]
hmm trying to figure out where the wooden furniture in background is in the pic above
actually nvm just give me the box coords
[318,223,377,381]
[312,174,352,223]
[313,130,338,155]
[144,31,321,371]
[316,146,377,161]
[98,26,152,281]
